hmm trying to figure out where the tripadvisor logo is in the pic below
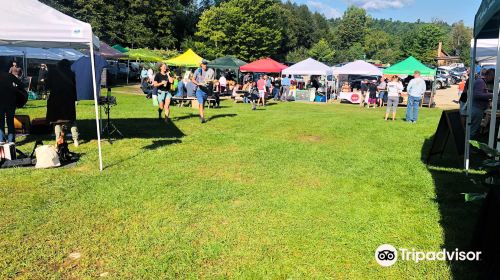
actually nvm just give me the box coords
[375,244,482,267]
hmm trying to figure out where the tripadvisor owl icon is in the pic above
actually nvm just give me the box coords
[375,244,398,267]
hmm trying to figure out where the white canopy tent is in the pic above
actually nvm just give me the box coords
[332,60,383,76]
[282,58,333,76]
[0,0,104,171]
[472,39,499,65]
[10,47,63,61]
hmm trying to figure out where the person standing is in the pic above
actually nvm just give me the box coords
[8,61,22,79]
[0,72,23,143]
[384,76,404,121]
[377,78,387,107]
[367,80,378,108]
[257,75,267,107]
[458,78,466,98]
[192,60,210,123]
[153,63,174,122]
[272,75,281,100]
[470,69,494,139]
[37,64,49,99]
[46,59,80,147]
[281,75,291,101]
[219,74,227,94]
[360,79,368,107]
[405,71,427,123]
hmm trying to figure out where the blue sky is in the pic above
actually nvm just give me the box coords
[294,0,482,26]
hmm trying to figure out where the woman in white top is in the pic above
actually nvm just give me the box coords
[385,76,404,121]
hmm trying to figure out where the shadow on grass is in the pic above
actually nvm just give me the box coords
[207,113,237,121]
[421,136,485,279]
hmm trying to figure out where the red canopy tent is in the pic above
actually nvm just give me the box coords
[240,58,288,73]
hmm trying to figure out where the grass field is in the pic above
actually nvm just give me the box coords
[0,86,484,279]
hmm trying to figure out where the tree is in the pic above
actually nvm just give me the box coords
[195,0,283,60]
[308,39,335,64]
[336,6,368,51]
[447,21,473,66]
[286,47,309,63]
[402,24,447,65]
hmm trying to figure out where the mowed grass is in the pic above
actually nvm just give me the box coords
[0,86,482,279]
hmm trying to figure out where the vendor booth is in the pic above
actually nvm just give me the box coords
[209,56,247,83]
[465,0,500,171]
[240,58,288,73]
[383,56,436,77]
[383,56,437,107]
[0,0,104,171]
[282,58,333,103]
[333,60,382,104]
[165,49,203,68]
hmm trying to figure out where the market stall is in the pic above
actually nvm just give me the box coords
[465,0,500,171]
[165,49,203,68]
[333,60,382,104]
[240,58,288,73]
[209,56,247,83]
[383,56,437,107]
[0,0,104,171]
[282,58,332,102]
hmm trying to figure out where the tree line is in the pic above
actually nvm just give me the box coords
[41,0,472,66]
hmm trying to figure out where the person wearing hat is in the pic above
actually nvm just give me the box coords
[153,63,174,122]
[192,60,210,123]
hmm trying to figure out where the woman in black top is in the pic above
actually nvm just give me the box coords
[0,72,23,143]
[153,63,173,122]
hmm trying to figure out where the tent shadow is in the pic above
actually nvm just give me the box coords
[143,139,182,150]
[421,136,485,279]
[207,113,237,121]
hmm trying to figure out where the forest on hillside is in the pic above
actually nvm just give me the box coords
[41,0,472,65]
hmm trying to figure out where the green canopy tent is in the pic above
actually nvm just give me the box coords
[209,56,247,83]
[465,0,500,171]
[383,56,436,77]
[383,56,437,109]
[209,56,247,70]
[125,48,164,62]
[112,44,128,53]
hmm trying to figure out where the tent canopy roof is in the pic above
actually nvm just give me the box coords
[98,42,127,59]
[475,0,500,39]
[383,56,436,76]
[166,49,203,67]
[240,58,288,73]
[282,58,332,76]
[333,60,382,76]
[472,39,499,64]
[49,48,84,61]
[112,44,129,53]
[209,56,247,70]
[0,46,24,57]
[125,48,164,62]
[11,47,63,60]
[0,0,97,49]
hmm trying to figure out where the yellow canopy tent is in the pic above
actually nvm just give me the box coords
[165,49,203,68]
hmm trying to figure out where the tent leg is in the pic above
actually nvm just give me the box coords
[489,27,500,148]
[464,39,477,172]
[90,39,104,171]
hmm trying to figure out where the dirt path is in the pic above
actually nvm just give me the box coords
[433,85,461,109]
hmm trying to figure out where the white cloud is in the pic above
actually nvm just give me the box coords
[307,1,342,18]
[347,0,414,10]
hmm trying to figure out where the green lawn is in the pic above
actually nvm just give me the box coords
[0,86,483,279]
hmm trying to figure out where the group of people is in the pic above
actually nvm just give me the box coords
[145,60,217,124]
[0,60,80,146]
[340,71,427,122]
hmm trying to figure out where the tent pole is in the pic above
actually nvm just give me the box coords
[489,27,500,148]
[464,38,477,172]
[90,38,104,171]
